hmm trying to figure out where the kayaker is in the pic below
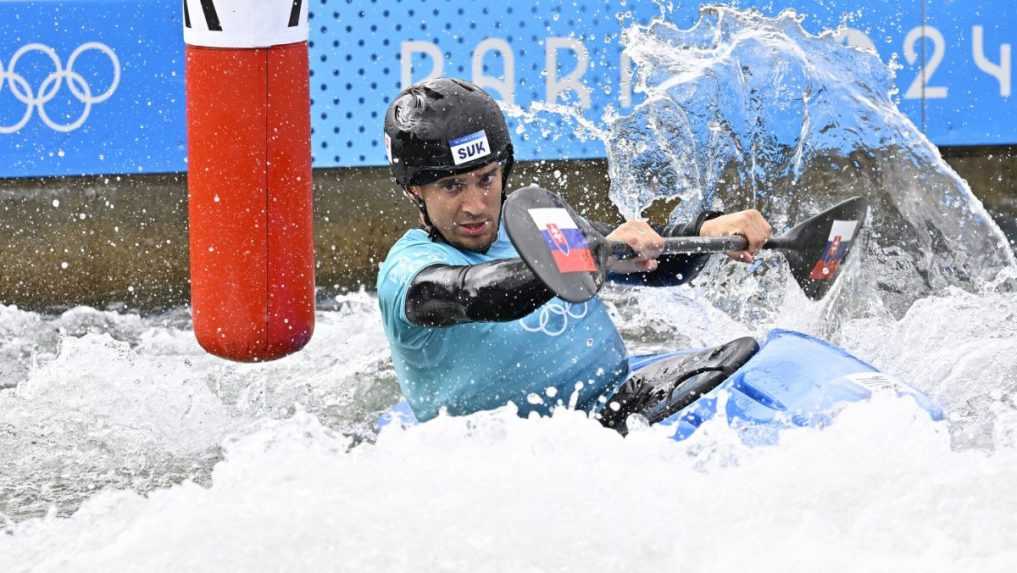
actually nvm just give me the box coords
[377,77,771,423]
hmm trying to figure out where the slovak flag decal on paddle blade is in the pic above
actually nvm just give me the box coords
[527,208,598,273]
[810,219,858,280]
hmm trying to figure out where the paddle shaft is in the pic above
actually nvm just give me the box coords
[503,185,866,302]
[606,235,797,258]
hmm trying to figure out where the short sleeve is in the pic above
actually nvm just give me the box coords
[377,236,459,325]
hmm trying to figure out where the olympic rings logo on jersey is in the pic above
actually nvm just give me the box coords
[0,42,121,134]
[519,301,589,337]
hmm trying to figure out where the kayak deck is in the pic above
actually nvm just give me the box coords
[377,329,943,443]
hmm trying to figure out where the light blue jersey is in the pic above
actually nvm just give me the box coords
[377,222,629,422]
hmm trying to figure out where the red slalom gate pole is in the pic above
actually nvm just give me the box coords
[184,0,315,362]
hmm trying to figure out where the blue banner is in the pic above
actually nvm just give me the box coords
[1,1,1014,177]
[0,0,185,177]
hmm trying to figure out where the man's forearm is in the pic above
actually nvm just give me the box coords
[405,259,555,327]
[595,211,722,287]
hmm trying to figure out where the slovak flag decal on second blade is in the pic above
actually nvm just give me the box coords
[809,219,859,280]
[527,208,598,273]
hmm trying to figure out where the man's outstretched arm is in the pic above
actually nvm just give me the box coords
[403,209,770,327]
[403,218,711,326]
[405,259,554,327]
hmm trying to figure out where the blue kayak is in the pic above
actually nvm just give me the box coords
[378,329,943,443]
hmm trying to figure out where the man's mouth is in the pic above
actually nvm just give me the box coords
[456,220,489,236]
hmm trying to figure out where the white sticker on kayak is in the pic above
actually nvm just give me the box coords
[829,220,859,241]
[842,372,906,393]
[449,130,491,165]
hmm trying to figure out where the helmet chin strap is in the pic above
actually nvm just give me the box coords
[402,189,443,242]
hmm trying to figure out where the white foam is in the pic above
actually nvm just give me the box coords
[2,398,1016,572]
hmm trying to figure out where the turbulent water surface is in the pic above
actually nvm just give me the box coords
[3,5,1017,572]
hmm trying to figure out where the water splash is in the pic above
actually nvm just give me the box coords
[0,293,400,522]
[605,6,1014,320]
[2,288,1017,568]
[2,402,1015,572]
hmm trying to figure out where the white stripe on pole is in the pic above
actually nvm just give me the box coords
[183,0,309,48]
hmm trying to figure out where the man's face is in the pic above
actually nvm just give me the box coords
[411,162,503,252]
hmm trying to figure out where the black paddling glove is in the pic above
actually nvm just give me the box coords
[404,212,722,327]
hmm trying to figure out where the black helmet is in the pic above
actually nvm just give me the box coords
[384,78,514,189]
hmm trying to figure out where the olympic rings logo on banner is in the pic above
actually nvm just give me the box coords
[0,42,121,134]
[519,301,589,337]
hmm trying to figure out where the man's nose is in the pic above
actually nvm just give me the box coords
[460,183,490,212]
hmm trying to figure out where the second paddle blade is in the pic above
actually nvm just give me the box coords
[503,186,606,303]
[778,196,868,300]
